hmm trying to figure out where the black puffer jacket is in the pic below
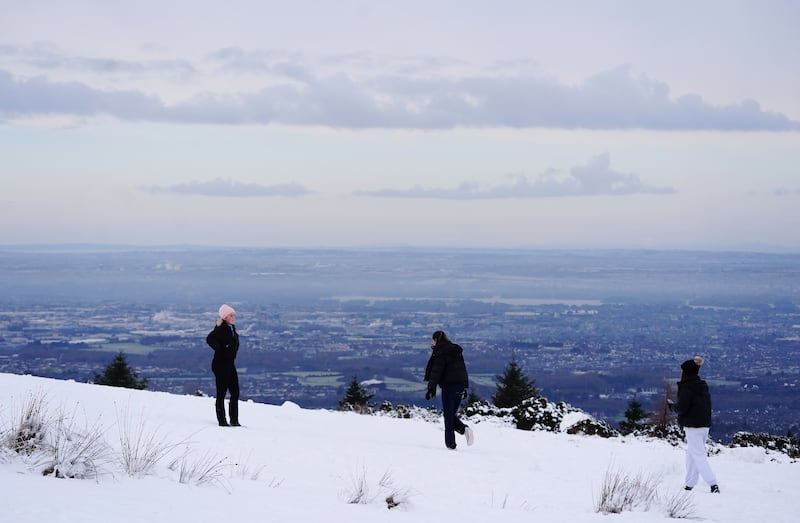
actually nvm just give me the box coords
[206,319,239,367]
[676,375,712,428]
[424,340,469,390]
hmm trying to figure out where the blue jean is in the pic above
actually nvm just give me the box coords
[441,382,468,449]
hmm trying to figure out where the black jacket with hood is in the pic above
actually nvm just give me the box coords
[206,319,239,368]
[675,375,712,428]
[424,339,469,392]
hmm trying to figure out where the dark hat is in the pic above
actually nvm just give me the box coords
[432,330,448,342]
[681,356,705,375]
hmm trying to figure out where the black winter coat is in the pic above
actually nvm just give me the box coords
[676,375,712,428]
[424,340,469,391]
[206,320,239,368]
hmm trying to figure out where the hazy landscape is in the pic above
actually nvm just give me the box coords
[1,246,798,442]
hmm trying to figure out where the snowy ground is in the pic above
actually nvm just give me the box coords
[1,373,796,522]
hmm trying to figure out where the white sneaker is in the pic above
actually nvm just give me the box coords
[464,426,474,446]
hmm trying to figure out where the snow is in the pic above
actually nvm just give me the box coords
[1,373,797,522]
[559,411,591,432]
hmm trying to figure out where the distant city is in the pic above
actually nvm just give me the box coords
[0,246,798,442]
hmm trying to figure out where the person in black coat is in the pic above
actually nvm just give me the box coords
[674,356,719,493]
[206,304,240,427]
[424,330,474,449]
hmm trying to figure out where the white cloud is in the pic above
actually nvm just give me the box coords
[356,154,675,199]
[1,59,797,130]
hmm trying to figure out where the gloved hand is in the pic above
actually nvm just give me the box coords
[426,388,436,400]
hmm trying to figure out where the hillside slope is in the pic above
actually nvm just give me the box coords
[0,373,796,522]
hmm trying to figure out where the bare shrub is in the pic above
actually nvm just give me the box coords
[2,394,113,480]
[169,448,230,489]
[663,490,696,519]
[378,469,414,510]
[491,492,511,509]
[595,465,661,514]
[116,405,182,477]
[342,465,371,504]
[39,405,112,480]
[229,451,266,480]
[340,467,414,508]
[6,392,49,456]
[0,445,11,464]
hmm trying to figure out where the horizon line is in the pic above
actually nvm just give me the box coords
[0,242,798,255]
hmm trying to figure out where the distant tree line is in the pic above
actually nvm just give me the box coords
[339,352,542,413]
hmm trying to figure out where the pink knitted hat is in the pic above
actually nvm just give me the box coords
[219,304,236,320]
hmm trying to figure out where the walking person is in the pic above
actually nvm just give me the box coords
[206,304,241,427]
[424,330,474,449]
[674,356,719,493]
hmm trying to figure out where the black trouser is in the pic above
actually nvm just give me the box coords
[212,362,239,425]
[441,382,468,449]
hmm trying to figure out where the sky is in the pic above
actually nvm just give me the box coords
[2,372,798,523]
[1,0,799,251]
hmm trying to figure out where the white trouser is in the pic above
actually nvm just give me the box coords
[684,427,718,488]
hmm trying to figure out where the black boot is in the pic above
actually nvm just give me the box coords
[229,399,240,426]
[215,402,228,426]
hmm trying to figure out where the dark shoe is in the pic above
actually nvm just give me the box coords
[710,485,720,493]
[684,486,693,491]
[230,421,241,427]
[218,421,229,427]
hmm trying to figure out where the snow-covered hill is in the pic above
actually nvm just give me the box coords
[1,373,796,522]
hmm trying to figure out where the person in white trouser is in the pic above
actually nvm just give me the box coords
[673,356,720,493]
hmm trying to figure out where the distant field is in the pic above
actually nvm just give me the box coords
[707,379,743,387]
[381,377,424,392]
[95,343,163,355]
[470,373,498,387]
[282,372,426,393]
[281,372,495,391]
[285,371,344,387]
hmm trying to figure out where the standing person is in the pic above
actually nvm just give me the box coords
[206,304,240,427]
[674,356,719,493]
[424,330,474,449]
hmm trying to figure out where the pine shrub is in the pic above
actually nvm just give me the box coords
[94,352,148,390]
[492,355,539,408]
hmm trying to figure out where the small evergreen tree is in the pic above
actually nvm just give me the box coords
[492,355,539,408]
[94,352,148,390]
[338,375,375,413]
[619,398,649,435]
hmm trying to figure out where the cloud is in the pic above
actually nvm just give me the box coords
[206,47,312,81]
[772,187,800,197]
[356,154,675,199]
[142,178,314,198]
[0,44,196,76]
[0,70,166,119]
[0,58,798,130]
